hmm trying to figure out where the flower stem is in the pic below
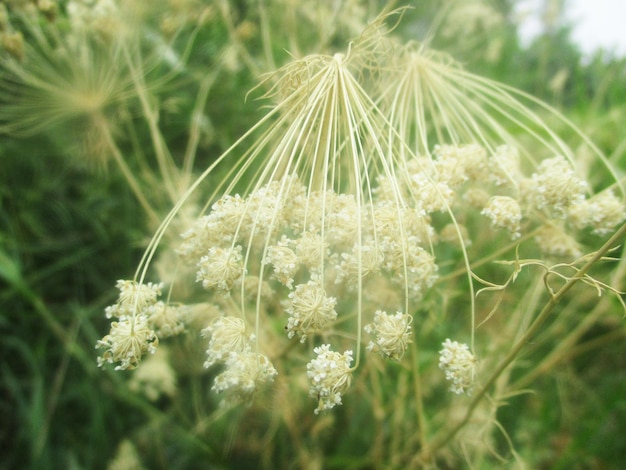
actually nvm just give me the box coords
[419,221,626,462]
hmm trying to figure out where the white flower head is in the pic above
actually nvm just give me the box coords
[146,301,187,338]
[196,245,245,293]
[535,223,581,258]
[335,241,383,286]
[568,191,626,235]
[307,344,353,414]
[285,280,337,342]
[524,155,588,218]
[409,171,455,213]
[265,237,299,288]
[294,231,327,272]
[433,143,488,187]
[96,314,158,371]
[364,310,413,361]
[481,195,522,239]
[212,351,278,405]
[382,237,439,300]
[201,316,254,368]
[439,339,477,395]
[489,145,521,186]
[106,280,163,318]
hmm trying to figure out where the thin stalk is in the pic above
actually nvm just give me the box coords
[419,221,626,462]
[95,113,160,225]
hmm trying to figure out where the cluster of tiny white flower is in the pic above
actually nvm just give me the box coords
[96,314,158,371]
[201,316,254,368]
[285,280,337,342]
[522,155,587,218]
[212,351,278,405]
[568,191,626,235]
[97,280,185,370]
[364,310,413,360]
[481,196,522,239]
[201,316,277,404]
[438,339,478,395]
[307,344,353,414]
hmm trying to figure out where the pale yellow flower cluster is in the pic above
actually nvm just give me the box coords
[439,339,478,395]
[307,344,353,414]
[201,316,277,404]
[97,280,185,370]
[364,310,413,361]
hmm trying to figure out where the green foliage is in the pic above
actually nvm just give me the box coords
[1,1,625,469]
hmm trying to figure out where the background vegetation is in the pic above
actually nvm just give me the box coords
[1,1,625,468]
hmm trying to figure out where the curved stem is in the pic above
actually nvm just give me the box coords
[419,221,626,461]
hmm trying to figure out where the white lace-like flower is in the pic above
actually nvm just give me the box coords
[105,280,163,318]
[285,280,337,342]
[481,195,522,239]
[177,195,247,262]
[239,183,285,240]
[524,155,587,218]
[409,172,455,213]
[146,302,187,338]
[373,201,433,244]
[325,193,360,248]
[568,191,626,235]
[382,237,439,300]
[433,143,488,187]
[294,231,327,272]
[196,245,244,292]
[335,242,383,285]
[265,237,299,288]
[96,314,159,370]
[201,316,254,368]
[212,351,278,405]
[439,339,477,395]
[364,310,413,360]
[307,344,353,414]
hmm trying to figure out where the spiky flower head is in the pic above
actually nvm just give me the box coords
[96,314,158,370]
[285,280,337,342]
[201,316,254,368]
[105,279,163,319]
[364,310,413,361]
[196,245,245,293]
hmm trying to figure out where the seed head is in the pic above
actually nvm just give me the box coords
[364,310,413,361]
[285,280,338,342]
[96,314,158,370]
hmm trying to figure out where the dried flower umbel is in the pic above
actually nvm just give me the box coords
[91,6,626,466]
